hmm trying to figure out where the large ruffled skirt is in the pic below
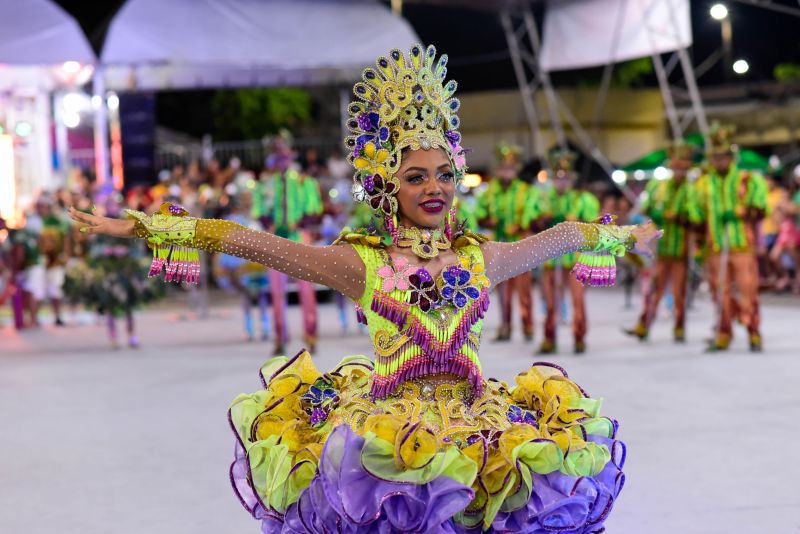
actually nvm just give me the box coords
[229,351,625,533]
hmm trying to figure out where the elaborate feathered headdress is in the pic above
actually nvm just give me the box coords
[708,122,738,155]
[547,148,577,177]
[495,142,522,167]
[345,44,467,220]
[667,140,696,163]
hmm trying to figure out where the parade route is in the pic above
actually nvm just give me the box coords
[1,289,797,534]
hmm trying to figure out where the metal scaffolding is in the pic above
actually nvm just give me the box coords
[499,0,711,174]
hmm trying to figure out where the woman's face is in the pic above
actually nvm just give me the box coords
[395,148,455,229]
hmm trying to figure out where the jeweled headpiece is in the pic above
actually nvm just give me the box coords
[345,44,467,219]
[708,121,738,155]
[547,148,577,177]
[667,140,696,163]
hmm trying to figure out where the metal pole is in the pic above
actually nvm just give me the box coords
[92,68,110,187]
[677,47,710,137]
[651,53,682,138]
[730,0,800,18]
[53,92,70,182]
[521,9,566,150]
[501,11,542,158]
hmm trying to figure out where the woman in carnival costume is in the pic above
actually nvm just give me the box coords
[70,45,660,533]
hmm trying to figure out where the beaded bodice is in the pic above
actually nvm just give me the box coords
[351,241,490,399]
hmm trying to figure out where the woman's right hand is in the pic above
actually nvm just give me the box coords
[68,207,136,238]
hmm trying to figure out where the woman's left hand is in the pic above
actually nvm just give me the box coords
[68,207,136,238]
[630,221,663,258]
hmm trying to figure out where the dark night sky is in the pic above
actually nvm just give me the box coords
[52,0,800,138]
[54,0,800,91]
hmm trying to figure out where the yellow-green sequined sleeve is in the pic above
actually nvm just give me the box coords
[125,202,366,299]
[481,219,636,286]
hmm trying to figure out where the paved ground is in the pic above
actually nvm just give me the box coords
[1,288,798,534]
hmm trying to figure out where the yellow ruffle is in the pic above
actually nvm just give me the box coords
[229,353,614,525]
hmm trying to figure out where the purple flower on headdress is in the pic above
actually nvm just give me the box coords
[366,175,398,216]
[445,130,467,172]
[357,112,373,132]
[355,112,390,149]
[600,213,614,225]
[363,174,375,193]
[444,129,461,148]
[439,263,480,309]
[408,267,439,312]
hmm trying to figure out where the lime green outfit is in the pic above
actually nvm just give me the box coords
[475,179,528,242]
[695,165,767,253]
[543,189,600,269]
[253,169,306,241]
[520,185,544,230]
[642,178,701,259]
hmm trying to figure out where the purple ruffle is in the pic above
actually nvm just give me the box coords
[232,422,625,533]
[487,434,625,534]
[275,425,474,534]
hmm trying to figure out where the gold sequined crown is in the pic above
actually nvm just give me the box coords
[708,122,738,155]
[495,142,522,166]
[667,140,696,163]
[345,44,466,217]
[547,148,577,175]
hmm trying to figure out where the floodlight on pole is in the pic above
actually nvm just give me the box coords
[710,3,728,20]
[733,59,749,74]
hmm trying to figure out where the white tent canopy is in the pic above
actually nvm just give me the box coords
[101,0,421,90]
[0,0,95,65]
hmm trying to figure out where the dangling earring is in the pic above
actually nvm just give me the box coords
[445,205,457,241]
[386,213,399,246]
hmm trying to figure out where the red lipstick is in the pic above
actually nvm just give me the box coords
[419,199,445,213]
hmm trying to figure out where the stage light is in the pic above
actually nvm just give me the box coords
[733,59,749,74]
[611,170,626,184]
[91,95,102,110]
[62,60,81,73]
[462,173,483,188]
[63,111,81,128]
[654,166,672,180]
[63,92,91,113]
[710,3,728,20]
[537,170,548,183]
[14,122,32,137]
[634,170,646,181]
[107,93,120,111]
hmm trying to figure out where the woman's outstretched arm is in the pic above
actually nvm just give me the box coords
[481,220,660,286]
[68,205,366,301]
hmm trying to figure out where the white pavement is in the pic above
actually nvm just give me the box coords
[1,289,798,534]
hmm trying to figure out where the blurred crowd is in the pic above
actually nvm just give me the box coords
[1,133,799,354]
